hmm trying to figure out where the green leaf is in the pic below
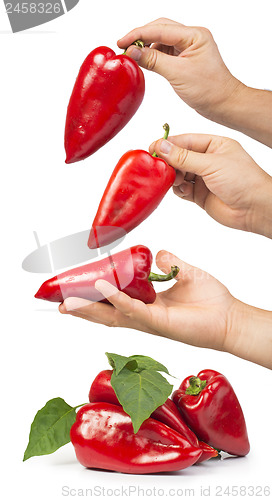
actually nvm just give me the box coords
[106,352,171,376]
[23,398,76,461]
[106,352,175,432]
[127,355,171,375]
[111,367,173,433]
[106,352,132,375]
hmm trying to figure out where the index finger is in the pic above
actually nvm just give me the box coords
[117,23,195,52]
[95,279,152,322]
[150,134,224,155]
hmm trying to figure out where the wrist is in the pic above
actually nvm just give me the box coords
[248,175,272,238]
[226,299,272,369]
[202,76,246,124]
[212,83,272,147]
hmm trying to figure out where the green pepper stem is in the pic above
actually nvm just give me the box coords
[148,265,179,282]
[123,39,144,55]
[152,123,170,157]
[73,403,88,410]
[185,376,207,396]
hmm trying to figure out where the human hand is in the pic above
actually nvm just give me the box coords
[118,18,243,122]
[59,250,272,369]
[59,250,236,353]
[149,134,272,238]
[119,19,272,147]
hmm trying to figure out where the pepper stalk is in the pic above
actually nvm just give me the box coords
[152,123,170,158]
[148,265,179,282]
[185,377,207,396]
[123,39,145,55]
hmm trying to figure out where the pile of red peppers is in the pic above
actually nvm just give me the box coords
[84,369,218,471]
[71,369,249,473]
[24,361,250,474]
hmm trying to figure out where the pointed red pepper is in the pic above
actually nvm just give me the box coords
[70,402,202,474]
[172,369,250,456]
[34,245,179,304]
[89,369,218,463]
[65,44,145,163]
[88,124,176,249]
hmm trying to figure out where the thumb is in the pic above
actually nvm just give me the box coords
[125,45,176,81]
[156,250,197,283]
[152,139,212,176]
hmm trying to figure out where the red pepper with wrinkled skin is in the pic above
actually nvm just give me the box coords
[172,370,250,456]
[70,402,202,474]
[88,124,175,249]
[65,45,145,164]
[89,369,218,463]
[34,245,179,304]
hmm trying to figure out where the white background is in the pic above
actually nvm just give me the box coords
[1,0,272,498]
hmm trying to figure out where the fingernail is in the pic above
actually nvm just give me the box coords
[160,140,172,154]
[179,185,185,193]
[174,171,184,186]
[63,297,92,312]
[59,303,66,314]
[95,280,118,298]
[128,47,142,61]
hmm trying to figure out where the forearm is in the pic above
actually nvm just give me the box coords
[214,82,272,148]
[227,300,272,369]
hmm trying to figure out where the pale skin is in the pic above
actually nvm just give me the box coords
[151,134,272,240]
[118,18,272,148]
[59,20,272,369]
[59,251,272,370]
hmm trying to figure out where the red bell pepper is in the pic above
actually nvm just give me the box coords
[65,44,145,164]
[89,369,218,463]
[172,370,250,456]
[88,124,175,249]
[70,402,202,473]
[34,245,179,304]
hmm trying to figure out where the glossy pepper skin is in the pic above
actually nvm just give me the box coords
[88,150,175,249]
[89,370,218,463]
[35,245,156,304]
[70,402,202,474]
[65,47,145,164]
[172,369,250,456]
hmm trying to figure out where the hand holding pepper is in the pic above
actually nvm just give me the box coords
[149,134,272,240]
[35,245,179,304]
[59,250,272,370]
[118,18,272,147]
